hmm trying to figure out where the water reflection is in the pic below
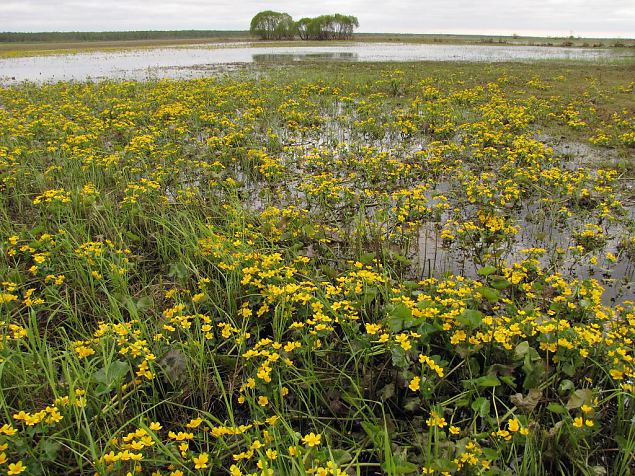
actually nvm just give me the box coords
[252,52,359,62]
[0,42,623,84]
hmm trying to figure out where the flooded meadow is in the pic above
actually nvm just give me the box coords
[0,41,627,83]
[0,50,634,475]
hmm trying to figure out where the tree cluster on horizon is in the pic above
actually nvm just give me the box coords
[250,11,359,41]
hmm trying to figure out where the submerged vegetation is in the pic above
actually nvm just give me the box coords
[0,61,634,475]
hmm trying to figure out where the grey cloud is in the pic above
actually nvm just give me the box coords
[0,0,633,37]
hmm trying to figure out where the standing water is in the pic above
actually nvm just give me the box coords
[0,42,623,83]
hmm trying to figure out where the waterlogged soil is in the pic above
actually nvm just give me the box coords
[0,42,625,84]
[234,129,635,304]
[1,61,635,475]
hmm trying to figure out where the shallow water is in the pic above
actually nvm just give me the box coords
[0,42,621,84]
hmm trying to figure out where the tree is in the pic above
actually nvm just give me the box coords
[251,11,359,41]
[250,11,296,40]
[294,14,359,41]
[335,14,359,40]
[295,18,313,40]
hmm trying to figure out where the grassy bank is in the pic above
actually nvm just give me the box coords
[1,31,633,59]
[0,37,253,59]
[0,61,633,475]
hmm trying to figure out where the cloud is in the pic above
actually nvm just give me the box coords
[1,0,633,37]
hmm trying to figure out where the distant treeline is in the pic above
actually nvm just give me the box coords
[250,11,359,41]
[0,30,248,43]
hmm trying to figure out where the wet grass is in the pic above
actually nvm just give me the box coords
[0,60,633,475]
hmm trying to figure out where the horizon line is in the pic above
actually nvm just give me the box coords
[1,29,633,40]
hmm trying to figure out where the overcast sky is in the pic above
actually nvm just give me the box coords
[1,0,633,38]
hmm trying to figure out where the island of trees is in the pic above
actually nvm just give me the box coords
[250,11,359,41]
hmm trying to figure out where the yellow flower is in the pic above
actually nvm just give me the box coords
[74,345,95,359]
[192,452,209,469]
[507,419,521,432]
[149,421,162,431]
[301,432,322,447]
[192,292,205,303]
[8,461,26,475]
[573,417,584,428]
[0,425,17,436]
[395,333,412,350]
[186,418,203,429]
[408,376,420,392]
[426,412,447,429]
[493,429,512,440]
[258,396,269,407]
[230,465,242,476]
[449,426,460,435]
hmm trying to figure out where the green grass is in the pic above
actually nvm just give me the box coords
[0,60,633,475]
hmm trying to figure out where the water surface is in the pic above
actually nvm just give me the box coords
[0,42,621,84]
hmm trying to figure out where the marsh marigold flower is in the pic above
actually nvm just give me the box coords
[301,432,321,447]
[507,419,521,432]
[192,452,209,469]
[7,461,26,475]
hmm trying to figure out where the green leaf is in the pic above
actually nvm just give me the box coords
[416,322,440,339]
[391,348,409,369]
[168,262,189,280]
[331,449,353,465]
[135,295,154,312]
[579,299,591,310]
[477,265,497,276]
[471,397,490,417]
[558,379,575,394]
[361,421,383,449]
[390,302,412,320]
[561,362,576,377]
[302,223,316,236]
[433,459,459,473]
[93,360,130,395]
[415,299,435,309]
[380,383,395,401]
[481,448,499,460]
[457,309,483,328]
[359,252,376,265]
[403,397,420,412]
[547,403,568,414]
[320,265,338,279]
[387,303,413,332]
[514,341,530,360]
[362,286,379,306]
[473,375,501,387]
[40,439,61,461]
[382,455,419,474]
[477,286,500,303]
[566,389,593,410]
[489,275,510,290]
[125,231,141,242]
